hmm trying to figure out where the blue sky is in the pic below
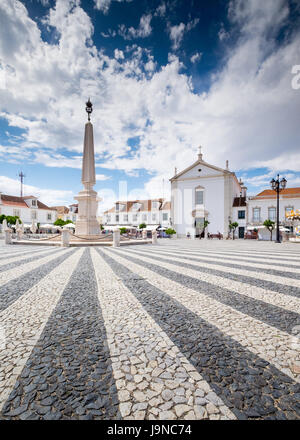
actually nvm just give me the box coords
[0,0,300,212]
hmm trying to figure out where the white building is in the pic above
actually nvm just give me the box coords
[51,204,78,223]
[170,149,243,238]
[0,193,57,228]
[247,187,300,240]
[103,199,171,230]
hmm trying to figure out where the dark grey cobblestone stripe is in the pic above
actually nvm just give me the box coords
[128,248,300,300]
[114,249,300,337]
[0,248,47,261]
[146,249,300,270]
[0,249,73,313]
[0,248,64,273]
[144,249,300,280]
[0,249,120,421]
[101,248,300,420]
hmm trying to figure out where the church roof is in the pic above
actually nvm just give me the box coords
[169,158,232,181]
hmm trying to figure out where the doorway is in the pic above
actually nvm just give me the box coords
[239,226,245,239]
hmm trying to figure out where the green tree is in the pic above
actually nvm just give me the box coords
[5,215,22,226]
[119,227,127,235]
[229,222,239,240]
[165,228,176,236]
[53,218,66,227]
[263,219,275,241]
[139,223,146,229]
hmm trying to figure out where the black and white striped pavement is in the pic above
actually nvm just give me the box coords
[0,240,299,420]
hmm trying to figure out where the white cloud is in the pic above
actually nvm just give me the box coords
[0,175,73,206]
[168,18,199,50]
[118,14,152,40]
[94,0,132,14]
[114,49,124,59]
[155,2,166,17]
[96,174,111,180]
[0,0,299,205]
[190,52,202,63]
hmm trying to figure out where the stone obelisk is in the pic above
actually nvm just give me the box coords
[74,99,100,237]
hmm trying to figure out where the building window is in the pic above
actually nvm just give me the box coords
[195,189,203,205]
[285,207,293,218]
[123,214,128,222]
[152,201,159,210]
[32,200,37,206]
[107,215,111,222]
[115,203,119,212]
[115,214,119,222]
[163,213,168,221]
[31,211,37,220]
[142,214,147,221]
[72,215,76,222]
[268,207,276,221]
[47,213,52,221]
[13,209,21,217]
[133,214,138,222]
[152,214,157,222]
[238,210,245,219]
[253,208,260,222]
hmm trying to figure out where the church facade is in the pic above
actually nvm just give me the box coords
[170,149,244,238]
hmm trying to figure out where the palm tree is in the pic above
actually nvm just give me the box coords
[229,222,239,240]
[263,219,275,241]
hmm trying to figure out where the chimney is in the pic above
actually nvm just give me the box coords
[226,160,229,170]
[198,146,203,161]
[174,167,177,176]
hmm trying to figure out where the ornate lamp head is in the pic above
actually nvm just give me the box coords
[280,177,287,190]
[270,178,276,190]
[85,98,93,121]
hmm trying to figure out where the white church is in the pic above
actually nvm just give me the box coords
[170,148,247,238]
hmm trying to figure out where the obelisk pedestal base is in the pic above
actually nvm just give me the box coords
[75,188,100,237]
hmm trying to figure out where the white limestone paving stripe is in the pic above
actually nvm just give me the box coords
[143,248,300,273]
[153,246,300,262]
[0,247,59,269]
[128,248,300,288]
[0,248,84,412]
[91,249,235,421]
[0,248,66,287]
[120,248,300,315]
[108,248,300,382]
[166,248,300,264]
[149,246,300,266]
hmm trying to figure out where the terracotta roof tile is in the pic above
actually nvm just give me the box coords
[253,187,300,199]
[233,197,246,207]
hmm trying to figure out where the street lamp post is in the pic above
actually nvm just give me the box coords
[270,174,287,243]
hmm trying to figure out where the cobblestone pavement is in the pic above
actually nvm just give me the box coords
[0,239,299,420]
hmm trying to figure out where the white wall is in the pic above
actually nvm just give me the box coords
[0,205,57,225]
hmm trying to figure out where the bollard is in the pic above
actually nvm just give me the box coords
[152,230,157,245]
[113,229,120,247]
[16,229,23,241]
[4,229,12,245]
[61,228,70,247]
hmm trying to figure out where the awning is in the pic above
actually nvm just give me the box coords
[63,223,75,229]
[247,225,265,230]
[146,225,160,231]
